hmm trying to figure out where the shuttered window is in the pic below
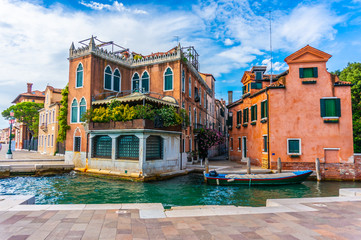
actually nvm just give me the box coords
[251,105,257,121]
[236,110,242,125]
[288,139,301,154]
[251,82,262,89]
[164,67,173,91]
[299,67,318,78]
[146,136,163,160]
[320,98,341,117]
[261,100,268,119]
[117,135,139,159]
[238,138,241,150]
[243,108,249,123]
[93,135,112,158]
[263,136,268,152]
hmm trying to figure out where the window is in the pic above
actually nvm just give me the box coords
[299,67,318,78]
[132,73,140,92]
[251,104,257,121]
[189,138,192,152]
[188,106,192,125]
[189,77,192,97]
[204,92,206,108]
[141,71,149,93]
[238,138,241,151]
[182,138,185,152]
[52,110,55,123]
[104,66,112,90]
[230,138,233,150]
[261,100,268,119]
[113,69,121,92]
[49,112,51,124]
[255,71,262,80]
[243,108,249,123]
[182,101,185,109]
[251,82,262,89]
[93,135,112,158]
[79,98,86,122]
[47,134,50,147]
[320,98,341,118]
[263,135,268,153]
[74,136,81,152]
[146,136,163,160]
[117,135,139,159]
[182,70,185,92]
[236,110,242,125]
[164,67,173,91]
[242,137,247,158]
[51,135,54,147]
[287,139,301,155]
[194,108,197,124]
[76,63,83,88]
[199,89,202,105]
[71,99,78,123]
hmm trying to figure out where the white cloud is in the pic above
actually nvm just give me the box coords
[261,58,288,73]
[79,1,147,14]
[224,38,234,46]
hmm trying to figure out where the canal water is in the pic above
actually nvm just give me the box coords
[1,172,361,208]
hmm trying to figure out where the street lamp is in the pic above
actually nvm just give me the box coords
[6,110,14,159]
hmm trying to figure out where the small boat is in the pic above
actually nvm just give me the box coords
[204,170,313,186]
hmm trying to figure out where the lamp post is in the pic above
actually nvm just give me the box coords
[6,110,14,159]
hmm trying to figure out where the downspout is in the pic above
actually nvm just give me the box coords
[179,60,183,170]
[266,88,270,169]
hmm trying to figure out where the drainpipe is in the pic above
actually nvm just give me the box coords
[179,61,183,170]
[266,89,270,169]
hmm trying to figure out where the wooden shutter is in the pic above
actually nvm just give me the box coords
[236,111,240,124]
[255,105,258,120]
[299,68,304,78]
[335,98,341,117]
[320,99,325,117]
[313,67,318,78]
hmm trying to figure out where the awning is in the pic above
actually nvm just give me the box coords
[92,92,179,107]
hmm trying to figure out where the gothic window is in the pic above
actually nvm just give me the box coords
[104,66,112,90]
[79,98,86,122]
[132,73,140,92]
[71,99,78,123]
[141,71,150,93]
[76,63,83,88]
[164,67,173,91]
[113,69,121,92]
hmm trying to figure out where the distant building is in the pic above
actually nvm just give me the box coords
[0,128,10,144]
[64,36,220,179]
[12,83,45,150]
[227,45,355,180]
[38,86,63,155]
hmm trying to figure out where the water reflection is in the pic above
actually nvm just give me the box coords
[1,172,361,207]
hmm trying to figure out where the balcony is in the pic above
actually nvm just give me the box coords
[89,119,181,132]
[40,123,48,132]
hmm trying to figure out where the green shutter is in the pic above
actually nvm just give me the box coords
[313,67,318,78]
[255,105,257,120]
[320,99,325,117]
[299,68,304,78]
[289,140,299,154]
[251,82,256,89]
[335,98,341,117]
[236,111,240,124]
[257,82,262,89]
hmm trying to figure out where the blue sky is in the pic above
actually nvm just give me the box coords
[0,0,361,129]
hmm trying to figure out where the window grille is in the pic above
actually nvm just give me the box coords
[74,136,81,152]
[117,135,139,159]
[92,135,112,158]
[146,136,163,160]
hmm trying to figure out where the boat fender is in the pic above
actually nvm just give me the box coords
[209,170,218,177]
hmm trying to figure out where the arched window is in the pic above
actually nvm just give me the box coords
[182,70,185,92]
[141,71,149,93]
[113,69,121,92]
[164,67,173,91]
[79,98,86,122]
[76,63,83,88]
[52,110,55,123]
[71,99,78,123]
[132,73,140,92]
[104,66,112,90]
[188,106,192,124]
[49,112,51,124]
[189,77,192,97]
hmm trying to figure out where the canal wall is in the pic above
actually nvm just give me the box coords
[270,153,361,181]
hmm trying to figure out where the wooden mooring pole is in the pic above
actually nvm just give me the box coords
[247,158,251,174]
[277,157,282,173]
[205,157,209,173]
[315,158,321,181]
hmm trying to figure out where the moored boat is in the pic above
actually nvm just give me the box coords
[204,170,313,185]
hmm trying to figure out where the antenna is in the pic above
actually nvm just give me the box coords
[268,11,273,84]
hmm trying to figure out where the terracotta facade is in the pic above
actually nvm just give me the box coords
[228,46,355,180]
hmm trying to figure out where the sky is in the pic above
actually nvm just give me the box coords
[0,0,361,129]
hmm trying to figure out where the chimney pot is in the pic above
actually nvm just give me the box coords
[228,91,233,104]
[27,83,33,93]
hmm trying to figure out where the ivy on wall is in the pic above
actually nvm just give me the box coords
[57,84,70,143]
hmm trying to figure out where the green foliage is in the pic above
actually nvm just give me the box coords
[57,85,69,143]
[331,69,341,76]
[133,104,155,120]
[155,106,182,127]
[338,62,361,152]
[110,104,135,122]
[2,101,43,137]
[92,107,111,122]
[180,109,189,127]
[134,55,143,61]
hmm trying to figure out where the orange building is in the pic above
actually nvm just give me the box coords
[38,86,63,155]
[65,37,218,170]
[228,45,355,180]
[12,83,45,150]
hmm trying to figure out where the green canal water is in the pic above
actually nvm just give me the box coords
[1,172,361,208]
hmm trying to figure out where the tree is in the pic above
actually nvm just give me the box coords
[338,62,361,152]
[196,128,224,159]
[2,102,43,138]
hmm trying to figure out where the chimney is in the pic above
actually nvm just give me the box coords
[228,91,233,104]
[27,83,33,93]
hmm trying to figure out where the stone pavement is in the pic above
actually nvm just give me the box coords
[0,144,64,161]
[1,189,361,239]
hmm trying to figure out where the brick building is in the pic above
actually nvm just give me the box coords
[65,37,220,177]
[227,45,356,180]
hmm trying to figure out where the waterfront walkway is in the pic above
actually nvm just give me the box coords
[1,189,361,239]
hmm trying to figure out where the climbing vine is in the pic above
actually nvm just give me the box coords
[57,84,70,143]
